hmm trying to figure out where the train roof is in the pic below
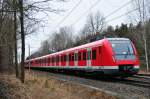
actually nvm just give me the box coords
[28,38,106,61]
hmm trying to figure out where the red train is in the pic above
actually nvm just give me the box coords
[25,38,140,77]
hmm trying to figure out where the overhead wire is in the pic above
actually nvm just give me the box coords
[105,1,148,23]
[106,8,138,23]
[71,0,102,26]
[48,0,135,38]
[52,0,138,32]
[104,0,133,19]
[71,0,133,27]
[53,0,82,30]
[54,0,133,31]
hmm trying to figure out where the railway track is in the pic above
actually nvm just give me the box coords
[114,77,150,88]
[134,74,150,79]
[28,70,150,99]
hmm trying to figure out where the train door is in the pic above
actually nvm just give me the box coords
[78,50,87,66]
[78,51,82,66]
[59,55,61,66]
[69,52,74,66]
[41,59,44,66]
[74,51,78,68]
[46,57,48,66]
[98,46,102,66]
[64,55,66,66]
[60,54,64,66]
[69,53,71,66]
[66,53,69,67]
[62,54,66,66]
[47,57,50,66]
[52,56,55,66]
[87,48,91,68]
[54,56,56,66]
[92,47,100,66]
[56,55,58,66]
[50,57,52,66]
[52,56,54,66]
[91,46,102,66]
[44,58,46,66]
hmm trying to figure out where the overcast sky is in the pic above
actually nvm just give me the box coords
[24,0,133,58]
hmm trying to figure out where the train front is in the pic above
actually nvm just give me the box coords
[108,38,140,77]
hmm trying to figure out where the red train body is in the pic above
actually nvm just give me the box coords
[25,38,140,76]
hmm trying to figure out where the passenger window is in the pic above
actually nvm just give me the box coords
[45,58,47,63]
[92,50,96,60]
[49,58,50,63]
[69,54,71,61]
[51,58,52,63]
[56,56,59,62]
[61,56,63,62]
[54,57,56,62]
[56,56,58,62]
[44,58,46,63]
[64,55,66,61]
[78,52,81,61]
[58,56,59,62]
[50,58,51,63]
[47,58,48,63]
[52,57,55,63]
[83,52,86,60]
[52,57,53,63]
[72,54,74,61]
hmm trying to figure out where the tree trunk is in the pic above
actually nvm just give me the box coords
[19,0,25,83]
[14,11,19,77]
[142,0,149,72]
[143,31,149,72]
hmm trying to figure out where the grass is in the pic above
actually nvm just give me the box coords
[0,71,117,99]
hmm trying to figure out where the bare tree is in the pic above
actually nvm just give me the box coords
[0,0,15,72]
[81,11,105,36]
[39,40,50,55]
[12,0,19,77]
[129,0,150,71]
[59,27,74,49]
[35,26,74,55]
[18,0,66,82]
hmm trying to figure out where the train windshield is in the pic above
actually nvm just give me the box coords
[110,40,135,60]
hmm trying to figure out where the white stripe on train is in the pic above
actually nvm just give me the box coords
[26,65,139,69]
